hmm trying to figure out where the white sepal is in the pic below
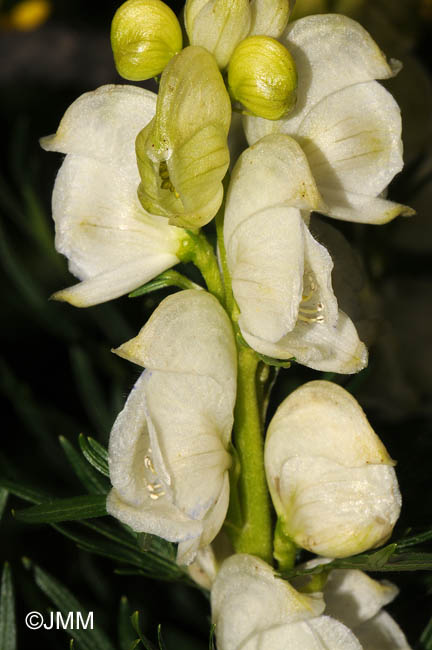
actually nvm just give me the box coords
[211,554,362,650]
[41,85,185,307]
[107,291,237,565]
[243,15,409,225]
[265,381,402,558]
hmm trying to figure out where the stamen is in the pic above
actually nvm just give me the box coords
[158,161,180,198]
[144,456,156,473]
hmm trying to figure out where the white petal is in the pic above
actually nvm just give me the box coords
[211,554,324,650]
[297,82,404,223]
[52,253,180,307]
[229,206,305,341]
[115,291,237,417]
[224,134,324,247]
[355,611,412,650]
[315,187,414,225]
[240,617,362,650]
[242,309,368,373]
[244,14,397,144]
[323,569,399,629]
[40,84,156,166]
[266,381,394,469]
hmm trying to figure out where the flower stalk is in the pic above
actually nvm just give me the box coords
[230,344,273,564]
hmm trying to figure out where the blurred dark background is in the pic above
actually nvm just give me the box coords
[1,0,432,647]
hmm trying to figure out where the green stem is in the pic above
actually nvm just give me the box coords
[215,189,234,314]
[231,345,273,564]
[179,231,225,304]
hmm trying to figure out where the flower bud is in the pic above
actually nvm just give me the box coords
[249,0,291,38]
[185,0,251,69]
[136,46,231,229]
[265,381,402,558]
[227,35,297,120]
[111,0,182,81]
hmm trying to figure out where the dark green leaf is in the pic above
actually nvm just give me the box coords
[79,435,110,477]
[421,614,432,649]
[0,476,49,505]
[281,545,432,579]
[14,495,107,524]
[0,563,16,650]
[137,534,176,562]
[394,528,432,550]
[157,624,167,650]
[0,488,8,521]
[209,624,216,650]
[25,560,115,650]
[129,270,203,298]
[59,436,109,495]
[131,612,157,650]
[118,597,136,650]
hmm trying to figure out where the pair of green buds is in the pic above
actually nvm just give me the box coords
[111,0,298,121]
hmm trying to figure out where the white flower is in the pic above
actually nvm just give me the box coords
[322,568,412,649]
[294,561,412,649]
[211,554,362,650]
[224,133,367,372]
[265,380,402,558]
[244,14,413,224]
[40,84,187,307]
[106,290,237,565]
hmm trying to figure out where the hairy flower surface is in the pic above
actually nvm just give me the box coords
[211,554,362,650]
[293,560,412,649]
[265,381,402,557]
[244,14,412,224]
[224,133,367,372]
[136,46,231,229]
[40,85,187,307]
[106,291,237,565]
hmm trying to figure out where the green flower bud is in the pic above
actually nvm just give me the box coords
[136,46,231,229]
[111,0,182,81]
[185,0,251,69]
[227,35,297,120]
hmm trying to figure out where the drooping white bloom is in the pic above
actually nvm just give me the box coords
[40,85,187,307]
[106,290,237,565]
[265,380,402,558]
[294,561,412,649]
[224,133,367,372]
[244,14,413,224]
[211,554,362,650]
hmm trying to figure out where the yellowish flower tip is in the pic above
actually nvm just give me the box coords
[5,0,51,31]
[227,35,297,121]
[111,0,183,81]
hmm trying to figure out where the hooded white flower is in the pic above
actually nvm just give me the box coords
[294,561,412,649]
[211,554,362,650]
[224,133,367,373]
[40,85,187,307]
[265,380,402,558]
[106,290,237,565]
[322,568,412,649]
[244,14,413,224]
